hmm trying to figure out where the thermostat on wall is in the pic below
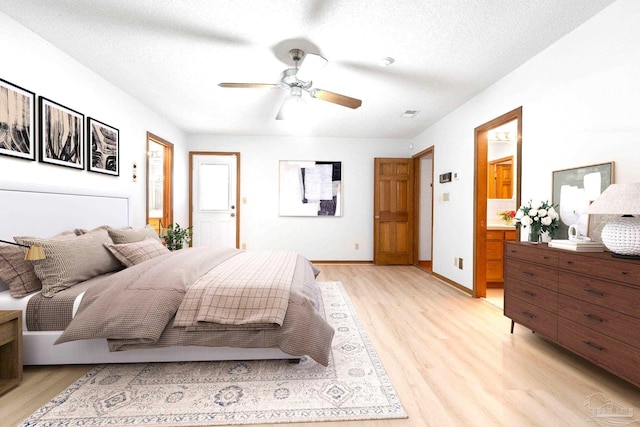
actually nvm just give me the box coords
[439,172,452,183]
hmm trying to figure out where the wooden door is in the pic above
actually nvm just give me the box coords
[374,158,414,265]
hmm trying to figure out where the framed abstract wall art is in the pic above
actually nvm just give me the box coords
[0,78,35,160]
[39,97,84,169]
[552,161,614,240]
[87,117,119,176]
[279,160,342,216]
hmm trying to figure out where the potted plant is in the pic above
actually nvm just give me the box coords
[162,223,193,250]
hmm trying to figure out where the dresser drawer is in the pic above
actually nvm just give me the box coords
[487,260,504,281]
[558,318,640,387]
[559,271,640,319]
[505,295,557,339]
[559,252,640,288]
[487,241,503,260]
[505,258,559,291]
[487,230,505,240]
[505,242,558,267]
[559,294,640,348]
[505,278,557,312]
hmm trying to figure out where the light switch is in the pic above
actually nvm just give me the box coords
[443,193,450,201]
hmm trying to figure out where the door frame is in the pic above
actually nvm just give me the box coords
[413,146,435,269]
[474,107,522,297]
[189,151,241,249]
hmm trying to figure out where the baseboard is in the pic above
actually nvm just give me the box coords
[431,272,473,296]
[312,260,374,264]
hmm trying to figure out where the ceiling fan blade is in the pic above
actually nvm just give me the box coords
[296,52,327,81]
[310,89,362,109]
[218,83,277,89]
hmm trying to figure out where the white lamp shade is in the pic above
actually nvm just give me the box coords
[588,183,640,256]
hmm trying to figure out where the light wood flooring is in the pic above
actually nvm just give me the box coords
[2,264,640,426]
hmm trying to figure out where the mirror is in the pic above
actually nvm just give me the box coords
[487,120,517,200]
[146,133,173,234]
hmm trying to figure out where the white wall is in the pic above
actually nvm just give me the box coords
[0,12,189,228]
[188,135,410,260]
[413,0,640,290]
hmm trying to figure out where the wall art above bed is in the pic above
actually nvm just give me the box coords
[279,160,342,217]
[0,78,36,161]
[87,117,119,176]
[39,96,84,169]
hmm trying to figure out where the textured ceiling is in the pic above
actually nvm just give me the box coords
[0,0,616,139]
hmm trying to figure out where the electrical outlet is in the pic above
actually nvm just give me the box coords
[241,243,247,250]
[458,258,463,269]
[355,243,360,250]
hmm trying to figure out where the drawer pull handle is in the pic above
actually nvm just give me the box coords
[566,261,574,264]
[584,289,604,297]
[543,256,550,259]
[523,271,534,277]
[621,271,629,276]
[522,311,535,319]
[583,341,605,352]
[522,290,535,297]
[583,313,604,323]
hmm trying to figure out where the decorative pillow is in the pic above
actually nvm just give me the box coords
[107,225,161,244]
[15,228,122,297]
[0,244,41,297]
[105,237,170,267]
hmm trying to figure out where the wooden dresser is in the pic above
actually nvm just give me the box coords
[0,310,22,396]
[504,242,640,388]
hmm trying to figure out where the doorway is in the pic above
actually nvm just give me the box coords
[146,132,174,234]
[414,147,434,271]
[474,107,522,298]
[189,152,240,249]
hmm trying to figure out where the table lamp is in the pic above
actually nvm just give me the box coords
[587,183,640,258]
[0,239,46,260]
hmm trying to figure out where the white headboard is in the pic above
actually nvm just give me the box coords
[0,181,132,241]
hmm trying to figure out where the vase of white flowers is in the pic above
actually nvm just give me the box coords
[514,200,560,243]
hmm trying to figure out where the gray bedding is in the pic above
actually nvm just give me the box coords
[54,247,334,366]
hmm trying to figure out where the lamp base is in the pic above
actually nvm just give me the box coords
[611,253,640,260]
[601,216,640,257]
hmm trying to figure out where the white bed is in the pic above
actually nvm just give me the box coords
[0,181,298,365]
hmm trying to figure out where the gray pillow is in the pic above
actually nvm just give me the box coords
[107,225,161,244]
[15,228,121,297]
[0,244,41,297]
[105,237,170,267]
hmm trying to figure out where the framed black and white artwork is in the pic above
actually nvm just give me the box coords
[0,78,36,161]
[279,160,342,216]
[87,117,119,176]
[552,161,614,240]
[39,97,84,169]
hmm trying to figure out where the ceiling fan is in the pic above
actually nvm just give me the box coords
[219,48,362,120]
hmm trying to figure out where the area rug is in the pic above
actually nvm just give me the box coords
[20,281,407,426]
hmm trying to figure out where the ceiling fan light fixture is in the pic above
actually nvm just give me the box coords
[379,57,395,67]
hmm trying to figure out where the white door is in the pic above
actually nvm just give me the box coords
[191,153,238,248]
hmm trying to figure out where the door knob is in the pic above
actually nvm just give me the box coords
[231,205,235,210]
[230,213,236,217]
[374,215,380,219]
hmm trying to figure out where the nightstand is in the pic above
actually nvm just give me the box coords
[0,310,22,396]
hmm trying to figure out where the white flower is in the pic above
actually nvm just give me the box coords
[529,209,539,218]
[548,206,558,219]
[515,209,524,219]
[538,208,548,217]
[521,216,533,226]
[541,216,552,226]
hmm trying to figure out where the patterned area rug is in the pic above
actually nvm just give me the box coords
[21,281,407,426]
